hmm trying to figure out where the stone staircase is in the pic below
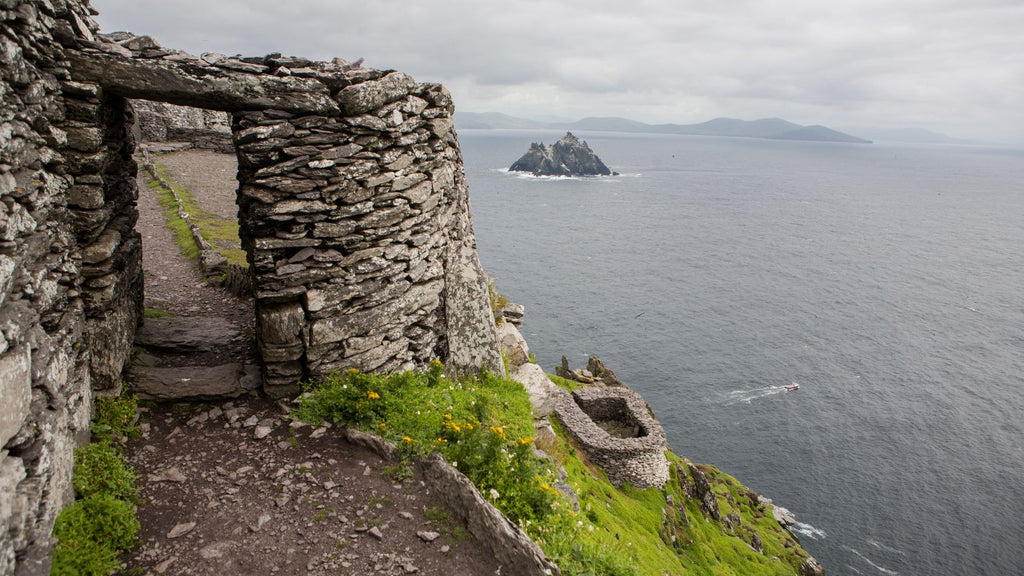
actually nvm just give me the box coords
[129,316,261,401]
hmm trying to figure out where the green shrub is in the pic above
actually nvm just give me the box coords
[52,391,141,576]
[51,495,139,576]
[92,394,139,441]
[72,442,139,503]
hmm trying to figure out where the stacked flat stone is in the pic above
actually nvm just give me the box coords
[554,387,670,489]
[133,100,232,153]
[2,2,110,574]
[232,76,465,392]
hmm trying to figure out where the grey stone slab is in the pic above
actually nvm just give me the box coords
[130,363,245,401]
[135,316,241,352]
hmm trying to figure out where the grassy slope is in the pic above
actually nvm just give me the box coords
[542,419,809,576]
[294,368,813,576]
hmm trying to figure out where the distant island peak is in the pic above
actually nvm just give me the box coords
[509,131,618,176]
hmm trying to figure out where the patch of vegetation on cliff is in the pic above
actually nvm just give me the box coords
[293,366,813,576]
[487,278,510,325]
[542,418,812,575]
[51,394,141,576]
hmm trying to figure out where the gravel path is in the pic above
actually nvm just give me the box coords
[151,149,241,220]
[135,150,256,366]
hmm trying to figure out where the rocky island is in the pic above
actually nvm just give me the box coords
[509,132,617,176]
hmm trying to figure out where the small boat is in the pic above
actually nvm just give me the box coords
[785,383,800,391]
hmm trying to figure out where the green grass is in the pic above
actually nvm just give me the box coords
[292,362,556,524]
[537,420,812,576]
[52,391,141,576]
[293,365,814,576]
[143,307,173,318]
[547,373,585,392]
[146,175,199,260]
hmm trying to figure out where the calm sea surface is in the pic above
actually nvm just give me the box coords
[459,129,1024,576]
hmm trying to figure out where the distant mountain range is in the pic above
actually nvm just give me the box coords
[855,127,965,144]
[455,112,873,144]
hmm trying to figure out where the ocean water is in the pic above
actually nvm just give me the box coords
[459,129,1024,576]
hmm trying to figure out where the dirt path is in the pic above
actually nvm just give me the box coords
[151,150,240,221]
[124,399,499,576]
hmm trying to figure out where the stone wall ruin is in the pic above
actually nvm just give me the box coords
[2,1,503,572]
[554,387,670,489]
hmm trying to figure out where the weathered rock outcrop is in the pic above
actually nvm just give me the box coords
[509,132,614,176]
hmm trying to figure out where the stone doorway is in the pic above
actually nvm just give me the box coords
[64,33,504,398]
[128,108,261,400]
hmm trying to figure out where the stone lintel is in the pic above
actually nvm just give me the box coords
[67,50,340,115]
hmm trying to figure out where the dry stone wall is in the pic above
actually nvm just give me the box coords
[2,0,504,571]
[554,387,670,489]
[1,1,107,574]
[234,76,496,394]
[132,100,232,152]
[63,29,504,397]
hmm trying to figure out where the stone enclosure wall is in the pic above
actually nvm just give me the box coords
[553,387,670,489]
[132,99,232,152]
[2,0,503,572]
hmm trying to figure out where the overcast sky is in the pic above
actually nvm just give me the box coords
[93,0,1023,144]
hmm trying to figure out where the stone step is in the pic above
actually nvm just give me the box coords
[135,316,241,352]
[129,363,260,401]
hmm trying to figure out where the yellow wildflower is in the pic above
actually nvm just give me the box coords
[444,413,452,421]
[444,421,462,433]
[431,359,443,367]
[517,437,534,446]
[402,436,415,444]
[490,426,505,439]
[366,390,380,400]
[434,438,448,445]
[540,483,551,491]
[378,422,386,430]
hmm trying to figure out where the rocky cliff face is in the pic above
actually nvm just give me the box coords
[509,132,614,176]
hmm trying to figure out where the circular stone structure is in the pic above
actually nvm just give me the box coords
[553,386,669,489]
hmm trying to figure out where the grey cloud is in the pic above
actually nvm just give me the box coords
[93,0,1024,143]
